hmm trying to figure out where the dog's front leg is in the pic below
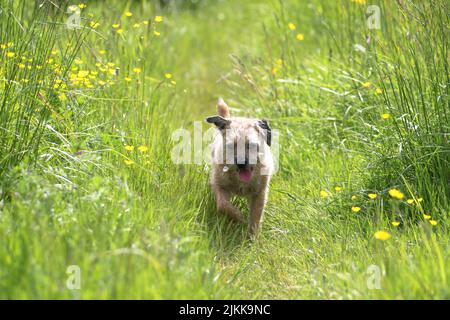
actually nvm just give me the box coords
[249,188,268,236]
[213,186,245,223]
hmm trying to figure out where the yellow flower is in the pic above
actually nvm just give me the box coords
[107,62,115,67]
[351,206,361,213]
[335,186,342,192]
[125,77,132,82]
[368,193,377,199]
[125,145,134,151]
[296,33,305,41]
[423,214,431,220]
[320,190,330,198]
[116,29,124,35]
[6,52,15,58]
[112,24,120,29]
[155,16,163,22]
[271,67,278,75]
[351,195,357,201]
[374,230,391,241]
[143,20,149,25]
[362,81,371,88]
[78,3,87,9]
[51,49,57,55]
[98,80,106,86]
[99,50,106,55]
[391,221,400,227]
[388,188,404,200]
[133,67,142,74]
[288,22,296,30]
[154,31,161,37]
[165,73,173,79]
[375,88,383,95]
[58,93,67,101]
[18,63,25,69]
[90,21,100,29]
[133,23,140,28]
[417,198,423,203]
[74,58,83,65]
[406,199,414,204]
[125,11,133,17]
[138,145,149,153]
[124,159,134,166]
[171,80,177,85]
[382,113,391,120]
[429,220,437,226]
[275,59,283,66]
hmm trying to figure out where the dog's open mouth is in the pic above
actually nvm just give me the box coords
[238,168,252,183]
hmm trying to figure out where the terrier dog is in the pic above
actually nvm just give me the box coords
[206,98,274,235]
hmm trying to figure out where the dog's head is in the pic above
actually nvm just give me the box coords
[206,98,272,183]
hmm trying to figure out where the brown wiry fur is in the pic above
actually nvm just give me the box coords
[207,98,274,236]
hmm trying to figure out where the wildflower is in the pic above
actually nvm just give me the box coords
[171,80,177,85]
[133,67,142,74]
[368,193,377,200]
[154,31,161,37]
[417,198,423,203]
[98,80,106,86]
[116,29,124,35]
[407,199,414,204]
[99,50,106,55]
[362,81,371,88]
[351,206,361,213]
[138,145,149,153]
[125,77,132,82]
[124,159,134,166]
[381,113,391,120]
[90,21,100,29]
[423,214,431,220]
[429,220,437,226]
[275,59,283,66]
[133,23,140,28]
[125,145,134,151]
[335,186,342,192]
[375,88,383,94]
[6,52,15,58]
[74,58,83,65]
[112,24,120,29]
[288,22,296,30]
[165,73,173,79]
[58,93,67,101]
[78,3,87,9]
[320,190,330,198]
[125,11,133,17]
[271,67,278,75]
[155,16,163,22]
[143,20,149,25]
[351,195,357,201]
[388,188,404,200]
[391,221,401,227]
[374,230,391,241]
[107,62,115,67]
[296,33,305,41]
[18,63,25,69]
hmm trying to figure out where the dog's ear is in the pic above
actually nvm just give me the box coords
[257,119,272,146]
[206,116,231,130]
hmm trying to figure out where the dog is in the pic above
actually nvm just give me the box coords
[206,98,274,235]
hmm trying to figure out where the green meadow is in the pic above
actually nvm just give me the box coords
[0,0,448,299]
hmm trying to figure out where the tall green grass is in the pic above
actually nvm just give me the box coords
[0,0,448,299]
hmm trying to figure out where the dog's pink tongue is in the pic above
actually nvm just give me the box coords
[238,169,252,183]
